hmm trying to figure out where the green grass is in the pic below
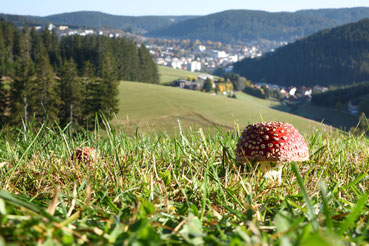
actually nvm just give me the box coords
[117,81,327,134]
[0,121,368,245]
[158,66,221,84]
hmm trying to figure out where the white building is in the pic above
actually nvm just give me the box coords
[156,58,166,65]
[187,61,201,72]
[48,24,55,31]
[169,58,183,69]
[59,26,68,31]
[195,45,206,52]
[208,50,228,59]
[228,55,238,62]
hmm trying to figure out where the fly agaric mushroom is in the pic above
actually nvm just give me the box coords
[72,147,98,166]
[235,121,309,183]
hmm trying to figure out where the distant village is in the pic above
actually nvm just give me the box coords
[149,43,262,73]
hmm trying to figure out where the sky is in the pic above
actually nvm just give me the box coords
[2,0,369,16]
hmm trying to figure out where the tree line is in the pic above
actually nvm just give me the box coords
[0,20,159,132]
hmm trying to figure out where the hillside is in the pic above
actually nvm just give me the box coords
[297,7,369,25]
[2,7,369,42]
[45,11,196,32]
[0,12,196,33]
[233,18,369,86]
[147,8,369,43]
[116,81,327,134]
[147,10,336,43]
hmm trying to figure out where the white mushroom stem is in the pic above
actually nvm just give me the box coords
[259,161,283,184]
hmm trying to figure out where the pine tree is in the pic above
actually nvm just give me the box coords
[126,40,140,81]
[100,51,119,120]
[138,44,158,83]
[0,21,7,124]
[10,26,34,128]
[0,79,7,125]
[0,20,17,76]
[32,40,60,124]
[81,61,104,128]
[58,58,82,134]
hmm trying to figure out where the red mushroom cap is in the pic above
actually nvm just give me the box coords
[236,121,309,163]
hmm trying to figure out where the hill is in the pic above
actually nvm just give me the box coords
[3,7,369,42]
[297,7,369,25]
[0,13,47,26]
[0,11,196,33]
[116,81,327,134]
[147,8,369,43]
[147,10,335,43]
[233,18,369,86]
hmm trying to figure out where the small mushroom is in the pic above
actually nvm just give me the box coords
[72,147,98,165]
[235,121,309,183]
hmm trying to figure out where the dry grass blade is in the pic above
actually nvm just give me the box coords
[47,187,60,216]
[67,183,77,217]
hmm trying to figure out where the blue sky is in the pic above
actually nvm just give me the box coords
[2,0,369,16]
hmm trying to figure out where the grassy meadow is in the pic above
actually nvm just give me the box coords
[116,81,327,134]
[0,120,368,244]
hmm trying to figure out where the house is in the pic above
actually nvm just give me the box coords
[187,61,201,72]
[48,24,55,31]
[156,58,165,65]
[287,87,297,96]
[169,58,183,69]
[195,45,206,52]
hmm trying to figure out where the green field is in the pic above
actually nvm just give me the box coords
[158,66,221,84]
[116,81,327,134]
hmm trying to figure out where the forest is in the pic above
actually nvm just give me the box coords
[233,18,369,86]
[0,20,159,131]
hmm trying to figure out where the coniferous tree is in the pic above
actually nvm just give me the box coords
[81,61,105,128]
[0,26,6,76]
[0,79,7,125]
[0,21,7,124]
[138,44,159,83]
[59,58,82,134]
[10,26,34,128]
[126,40,140,81]
[0,20,17,75]
[32,40,60,124]
[100,51,119,120]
